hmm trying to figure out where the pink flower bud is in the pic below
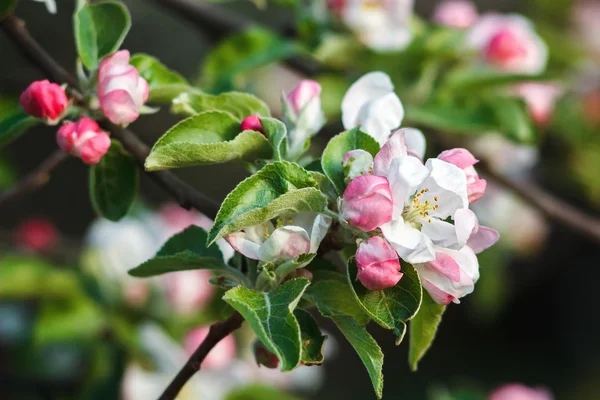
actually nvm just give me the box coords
[287,80,322,116]
[433,1,478,29]
[97,50,149,126]
[437,148,486,203]
[16,218,58,252]
[485,29,528,66]
[489,383,553,400]
[342,175,393,232]
[56,117,111,165]
[253,340,280,369]
[184,327,236,370]
[513,82,562,126]
[20,80,69,124]
[240,114,264,133]
[356,236,402,291]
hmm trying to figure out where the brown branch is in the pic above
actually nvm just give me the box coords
[0,150,68,208]
[0,14,219,217]
[158,312,244,400]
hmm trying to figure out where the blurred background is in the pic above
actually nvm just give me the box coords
[1,0,599,399]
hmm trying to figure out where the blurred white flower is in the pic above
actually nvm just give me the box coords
[33,0,56,14]
[433,1,478,29]
[573,0,600,57]
[470,133,538,177]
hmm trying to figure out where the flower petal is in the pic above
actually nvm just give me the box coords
[290,213,332,254]
[225,232,261,260]
[357,92,404,145]
[381,218,435,264]
[386,155,429,218]
[420,158,468,219]
[258,226,311,262]
[404,128,426,160]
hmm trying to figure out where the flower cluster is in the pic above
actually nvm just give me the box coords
[339,72,498,304]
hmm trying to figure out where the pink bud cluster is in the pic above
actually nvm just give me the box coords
[57,118,111,165]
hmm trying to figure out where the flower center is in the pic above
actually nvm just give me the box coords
[403,188,439,227]
[263,217,294,238]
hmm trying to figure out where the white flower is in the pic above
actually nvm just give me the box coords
[470,132,538,177]
[342,72,404,145]
[339,0,414,52]
[225,213,332,263]
[33,0,56,14]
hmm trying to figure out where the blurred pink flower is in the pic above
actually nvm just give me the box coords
[184,327,236,369]
[433,1,478,29]
[513,82,563,126]
[489,383,553,400]
[16,218,58,252]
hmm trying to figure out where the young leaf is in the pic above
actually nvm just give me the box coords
[408,291,446,371]
[446,67,547,91]
[129,53,190,103]
[225,385,302,400]
[74,2,131,70]
[144,111,272,171]
[260,117,287,161]
[331,315,384,399]
[0,110,39,148]
[294,309,327,365]
[223,278,310,371]
[208,161,327,244]
[321,127,380,195]
[128,226,247,284]
[491,96,536,144]
[305,275,370,325]
[172,91,270,120]
[347,258,422,344]
[89,140,138,221]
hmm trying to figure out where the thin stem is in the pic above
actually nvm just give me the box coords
[0,149,68,208]
[157,312,244,400]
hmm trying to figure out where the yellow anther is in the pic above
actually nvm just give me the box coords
[434,196,439,201]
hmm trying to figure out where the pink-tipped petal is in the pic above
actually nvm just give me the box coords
[356,236,402,291]
[101,89,140,126]
[437,148,479,169]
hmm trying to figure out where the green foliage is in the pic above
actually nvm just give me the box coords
[347,258,422,345]
[172,91,270,120]
[294,309,327,365]
[321,127,380,195]
[305,273,370,324]
[129,53,189,103]
[0,155,16,189]
[89,140,138,221]
[73,2,131,70]
[408,291,446,371]
[225,385,301,400]
[208,161,327,244]
[445,67,548,91]
[201,27,298,91]
[406,103,498,135]
[223,278,310,371]
[260,117,287,161]
[0,0,17,17]
[145,111,272,171]
[128,226,247,284]
[0,110,39,148]
[491,96,536,144]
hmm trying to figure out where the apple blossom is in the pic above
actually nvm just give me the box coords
[253,340,280,369]
[355,236,402,290]
[335,0,414,52]
[163,270,215,316]
[437,148,487,203]
[573,1,600,57]
[32,0,56,14]
[341,175,393,232]
[283,80,325,159]
[56,117,111,165]
[225,213,331,263]
[343,149,374,182]
[16,218,58,252]
[20,80,69,124]
[471,133,538,177]
[240,114,264,133]
[489,383,553,400]
[512,82,563,126]
[97,50,149,126]
[341,71,404,145]
[466,13,548,74]
[184,327,236,369]
[433,1,478,29]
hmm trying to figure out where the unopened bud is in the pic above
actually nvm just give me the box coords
[20,80,69,125]
[253,340,279,369]
[241,114,264,133]
[356,236,402,291]
[56,117,111,165]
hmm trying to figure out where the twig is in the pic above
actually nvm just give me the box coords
[0,150,68,207]
[157,312,244,400]
[0,14,219,217]
[151,0,325,77]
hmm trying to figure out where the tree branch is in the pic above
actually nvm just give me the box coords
[0,14,219,217]
[0,149,68,208]
[158,312,244,400]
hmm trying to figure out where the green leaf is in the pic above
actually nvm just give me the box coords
[128,225,246,284]
[225,385,301,400]
[129,53,189,103]
[331,315,384,399]
[208,161,327,244]
[294,309,327,365]
[408,291,446,371]
[347,258,422,345]
[260,117,287,161]
[223,278,310,371]
[74,2,131,70]
[145,111,272,171]
[491,96,536,144]
[89,140,138,221]
[321,127,380,195]
[305,275,370,325]
[405,104,499,135]
[0,110,40,148]
[201,27,298,91]
[172,91,270,121]
[445,67,548,91]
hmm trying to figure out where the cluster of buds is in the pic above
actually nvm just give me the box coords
[19,50,149,165]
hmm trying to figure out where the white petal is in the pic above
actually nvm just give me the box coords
[381,219,435,264]
[420,158,468,219]
[373,129,409,177]
[420,219,462,249]
[468,226,500,254]
[225,232,261,260]
[453,208,479,248]
[258,226,311,262]
[290,212,332,253]
[386,156,429,218]
[357,92,404,145]
[403,128,427,160]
